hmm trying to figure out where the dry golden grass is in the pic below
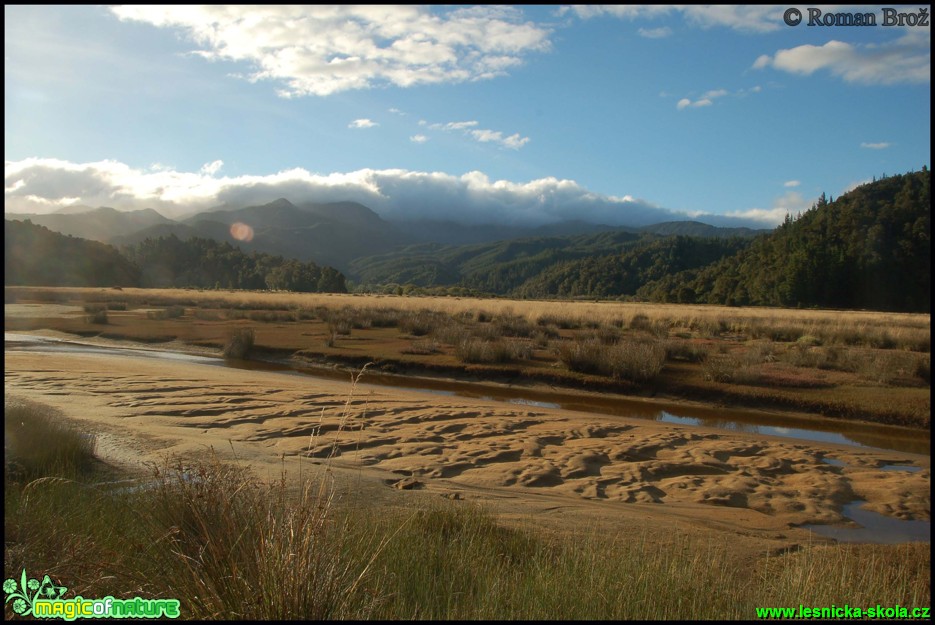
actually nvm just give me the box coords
[5,286,930,427]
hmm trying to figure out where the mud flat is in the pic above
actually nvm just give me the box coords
[5,338,929,559]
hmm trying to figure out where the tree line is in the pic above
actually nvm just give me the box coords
[5,223,347,293]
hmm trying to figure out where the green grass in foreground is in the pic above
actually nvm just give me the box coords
[4,398,930,620]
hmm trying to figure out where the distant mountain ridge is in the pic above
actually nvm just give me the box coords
[6,198,765,272]
[5,206,173,241]
[4,168,929,311]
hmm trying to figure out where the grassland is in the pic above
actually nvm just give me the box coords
[4,397,929,620]
[5,286,930,428]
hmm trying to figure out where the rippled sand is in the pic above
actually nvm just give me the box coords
[5,346,929,550]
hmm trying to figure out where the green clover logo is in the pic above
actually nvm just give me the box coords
[4,569,68,618]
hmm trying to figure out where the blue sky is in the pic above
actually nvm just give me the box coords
[4,5,930,227]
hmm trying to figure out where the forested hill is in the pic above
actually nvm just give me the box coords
[637,169,931,312]
[5,222,347,293]
[350,229,751,299]
[122,235,347,292]
[5,219,141,287]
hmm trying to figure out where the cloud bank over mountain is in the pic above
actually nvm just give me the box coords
[5,158,784,228]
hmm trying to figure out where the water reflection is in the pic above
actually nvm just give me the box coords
[880,464,923,473]
[803,501,931,544]
[657,412,894,450]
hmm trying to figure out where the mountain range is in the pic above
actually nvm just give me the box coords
[6,169,928,311]
[5,199,764,274]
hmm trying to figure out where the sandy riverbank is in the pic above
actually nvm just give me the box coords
[5,337,930,560]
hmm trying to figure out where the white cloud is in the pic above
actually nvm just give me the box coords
[410,134,428,143]
[677,97,712,110]
[469,129,530,150]
[388,107,405,115]
[860,142,891,149]
[784,180,800,188]
[638,26,671,39]
[752,30,930,85]
[430,120,479,131]
[349,118,378,129]
[676,85,759,109]
[200,160,224,175]
[428,120,529,149]
[726,190,816,224]
[4,157,775,227]
[110,5,552,97]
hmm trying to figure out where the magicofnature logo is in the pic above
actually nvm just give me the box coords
[4,569,180,620]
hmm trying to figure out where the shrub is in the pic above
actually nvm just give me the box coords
[223,328,256,360]
[85,309,108,324]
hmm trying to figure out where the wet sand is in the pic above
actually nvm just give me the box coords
[4,343,930,554]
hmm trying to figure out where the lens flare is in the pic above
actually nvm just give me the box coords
[230,222,254,242]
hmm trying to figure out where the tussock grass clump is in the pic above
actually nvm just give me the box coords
[399,310,446,337]
[859,350,931,386]
[147,305,185,320]
[193,309,223,321]
[362,307,403,328]
[83,302,109,323]
[536,313,581,329]
[403,339,442,355]
[702,348,767,385]
[139,457,373,620]
[430,319,469,346]
[328,318,354,336]
[456,338,529,364]
[4,398,97,481]
[665,340,710,363]
[796,334,822,347]
[629,313,653,332]
[560,338,666,382]
[85,309,108,324]
[470,321,503,341]
[247,310,297,323]
[223,328,256,360]
[494,313,535,338]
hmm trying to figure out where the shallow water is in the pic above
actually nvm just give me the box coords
[803,500,931,544]
[6,332,930,456]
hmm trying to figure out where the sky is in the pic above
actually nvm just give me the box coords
[4,5,931,228]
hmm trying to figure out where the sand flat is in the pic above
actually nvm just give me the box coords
[4,347,929,548]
